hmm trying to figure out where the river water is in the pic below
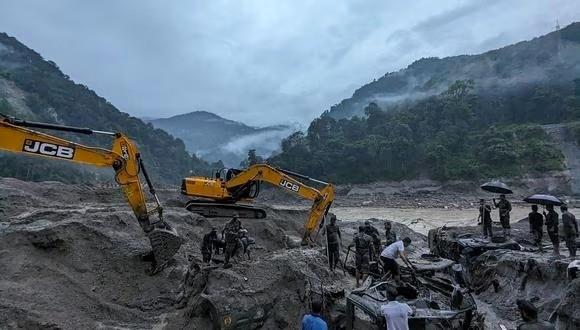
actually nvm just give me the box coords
[272,205,578,235]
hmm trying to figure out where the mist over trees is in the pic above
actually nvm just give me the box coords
[270,79,578,183]
[0,32,200,184]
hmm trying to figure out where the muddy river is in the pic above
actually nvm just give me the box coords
[272,205,578,235]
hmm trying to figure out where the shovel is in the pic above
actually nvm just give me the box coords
[343,246,351,275]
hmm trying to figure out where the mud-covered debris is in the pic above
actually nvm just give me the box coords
[553,279,580,329]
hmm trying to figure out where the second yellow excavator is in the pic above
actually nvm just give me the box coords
[0,113,182,273]
[181,164,334,243]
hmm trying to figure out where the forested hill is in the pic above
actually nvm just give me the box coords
[327,22,580,120]
[149,111,295,167]
[0,33,207,183]
[270,23,580,184]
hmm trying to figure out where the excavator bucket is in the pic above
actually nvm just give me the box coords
[148,226,183,273]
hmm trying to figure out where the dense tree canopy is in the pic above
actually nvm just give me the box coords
[270,80,579,183]
[0,33,213,184]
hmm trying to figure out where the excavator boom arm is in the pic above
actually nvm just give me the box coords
[0,117,181,272]
[225,164,335,239]
[225,164,323,201]
[0,119,149,220]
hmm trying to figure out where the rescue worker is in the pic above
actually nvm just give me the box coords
[201,228,218,265]
[363,220,381,261]
[384,221,397,247]
[323,214,342,272]
[301,300,327,330]
[380,237,414,282]
[528,205,544,252]
[381,288,412,330]
[478,199,493,239]
[561,205,578,257]
[223,215,242,268]
[239,228,255,260]
[494,194,512,236]
[516,299,555,330]
[348,226,374,287]
[543,205,560,256]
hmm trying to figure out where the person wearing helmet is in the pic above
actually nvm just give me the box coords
[348,226,374,286]
[239,228,256,260]
[384,221,397,247]
[363,220,381,261]
[223,215,242,268]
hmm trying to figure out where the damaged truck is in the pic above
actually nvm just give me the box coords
[346,274,478,329]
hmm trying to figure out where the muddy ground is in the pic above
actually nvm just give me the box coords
[429,218,580,329]
[0,178,425,329]
[0,177,578,329]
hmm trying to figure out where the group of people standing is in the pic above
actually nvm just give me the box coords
[529,204,577,257]
[304,217,413,330]
[200,215,255,268]
[479,195,578,257]
[478,194,513,238]
[323,215,412,287]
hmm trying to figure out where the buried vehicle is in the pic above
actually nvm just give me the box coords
[428,226,520,262]
[346,274,478,330]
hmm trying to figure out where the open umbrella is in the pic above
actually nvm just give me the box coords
[523,194,564,206]
[481,181,513,194]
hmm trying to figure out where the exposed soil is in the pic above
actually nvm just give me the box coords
[0,177,578,329]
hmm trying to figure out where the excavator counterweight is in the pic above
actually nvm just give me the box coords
[0,114,182,273]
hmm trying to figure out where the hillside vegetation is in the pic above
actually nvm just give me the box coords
[327,23,580,120]
[0,33,210,183]
[270,23,580,184]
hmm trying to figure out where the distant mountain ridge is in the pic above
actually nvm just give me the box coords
[270,22,580,185]
[149,111,298,167]
[327,22,580,119]
[0,32,199,183]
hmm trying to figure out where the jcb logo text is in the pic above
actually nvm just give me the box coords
[279,179,300,192]
[22,139,75,159]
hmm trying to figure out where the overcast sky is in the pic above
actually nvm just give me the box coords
[1,1,579,126]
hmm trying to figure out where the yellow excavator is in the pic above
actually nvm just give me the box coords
[181,164,334,243]
[0,113,182,273]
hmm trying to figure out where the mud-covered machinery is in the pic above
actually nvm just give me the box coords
[0,114,182,273]
[181,164,334,242]
[346,276,477,330]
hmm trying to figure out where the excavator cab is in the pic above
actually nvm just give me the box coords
[182,164,334,243]
[216,168,241,181]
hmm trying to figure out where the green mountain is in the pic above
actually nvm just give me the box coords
[327,23,580,120]
[271,23,580,184]
[0,32,209,183]
[149,111,296,167]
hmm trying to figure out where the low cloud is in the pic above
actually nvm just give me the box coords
[0,0,578,126]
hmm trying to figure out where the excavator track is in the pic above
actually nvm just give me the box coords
[185,200,267,219]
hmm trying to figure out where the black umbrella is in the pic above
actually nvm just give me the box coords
[481,181,513,194]
[523,194,564,206]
